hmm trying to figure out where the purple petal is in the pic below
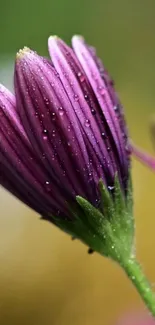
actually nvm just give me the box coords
[48,36,129,192]
[71,36,129,176]
[0,84,70,218]
[0,166,45,215]
[48,37,115,175]
[15,48,103,204]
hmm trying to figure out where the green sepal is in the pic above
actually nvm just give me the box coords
[76,196,106,231]
[114,173,126,215]
[45,173,134,263]
[98,179,114,217]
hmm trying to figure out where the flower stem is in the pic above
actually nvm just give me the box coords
[121,258,155,316]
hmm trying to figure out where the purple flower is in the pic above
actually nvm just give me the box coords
[3,37,155,316]
[0,36,131,249]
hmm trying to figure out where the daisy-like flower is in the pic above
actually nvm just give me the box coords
[1,35,155,315]
[1,36,132,257]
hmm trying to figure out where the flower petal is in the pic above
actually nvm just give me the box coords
[48,36,117,184]
[72,36,129,180]
[15,48,102,204]
[0,165,45,215]
[0,84,70,218]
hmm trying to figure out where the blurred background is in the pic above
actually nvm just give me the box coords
[0,0,155,324]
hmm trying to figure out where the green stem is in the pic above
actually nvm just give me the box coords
[121,258,155,316]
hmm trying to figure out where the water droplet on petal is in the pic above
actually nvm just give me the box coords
[91,109,96,115]
[43,129,48,140]
[74,94,79,101]
[84,94,89,100]
[98,87,106,95]
[114,104,119,112]
[78,71,85,83]
[101,132,106,139]
[108,185,114,191]
[52,112,56,121]
[85,119,90,127]
[44,97,49,105]
[58,107,64,116]
[52,130,56,137]
[45,180,51,192]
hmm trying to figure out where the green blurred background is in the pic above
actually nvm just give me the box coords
[0,0,155,324]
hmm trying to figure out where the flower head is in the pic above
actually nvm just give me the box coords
[0,36,133,257]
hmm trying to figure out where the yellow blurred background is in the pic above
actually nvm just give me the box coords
[0,0,155,324]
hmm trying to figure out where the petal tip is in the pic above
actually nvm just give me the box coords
[72,35,84,44]
[48,35,59,44]
[72,35,84,40]
[16,46,31,61]
[49,35,59,39]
